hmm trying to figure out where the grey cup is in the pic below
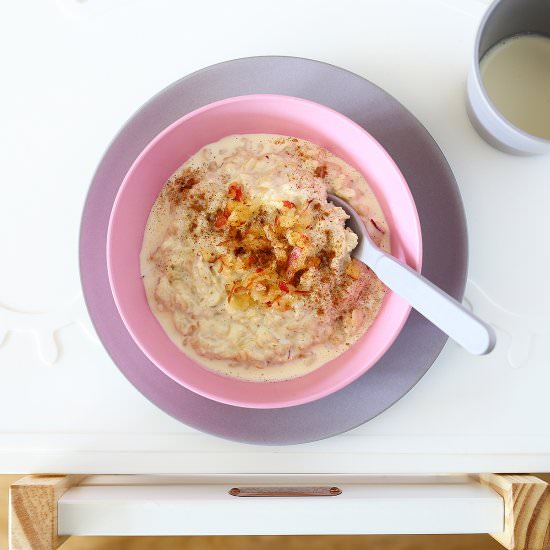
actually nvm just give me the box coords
[466,0,550,155]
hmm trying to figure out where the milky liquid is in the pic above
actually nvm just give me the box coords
[480,33,550,140]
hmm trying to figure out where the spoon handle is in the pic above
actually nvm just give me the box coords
[371,253,496,355]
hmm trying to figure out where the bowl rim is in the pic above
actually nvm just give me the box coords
[107,93,423,408]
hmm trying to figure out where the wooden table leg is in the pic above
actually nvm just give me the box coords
[9,475,84,550]
[474,474,550,550]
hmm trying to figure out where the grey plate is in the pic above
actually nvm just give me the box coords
[80,56,467,445]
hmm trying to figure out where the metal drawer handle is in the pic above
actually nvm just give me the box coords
[228,486,342,497]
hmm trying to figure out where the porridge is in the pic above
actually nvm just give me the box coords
[140,134,390,381]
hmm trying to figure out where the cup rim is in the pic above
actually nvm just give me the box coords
[473,0,550,146]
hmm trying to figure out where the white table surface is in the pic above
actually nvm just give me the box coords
[0,0,548,475]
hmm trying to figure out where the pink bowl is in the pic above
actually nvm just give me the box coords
[107,94,422,409]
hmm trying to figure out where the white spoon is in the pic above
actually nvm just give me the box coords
[328,194,496,355]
